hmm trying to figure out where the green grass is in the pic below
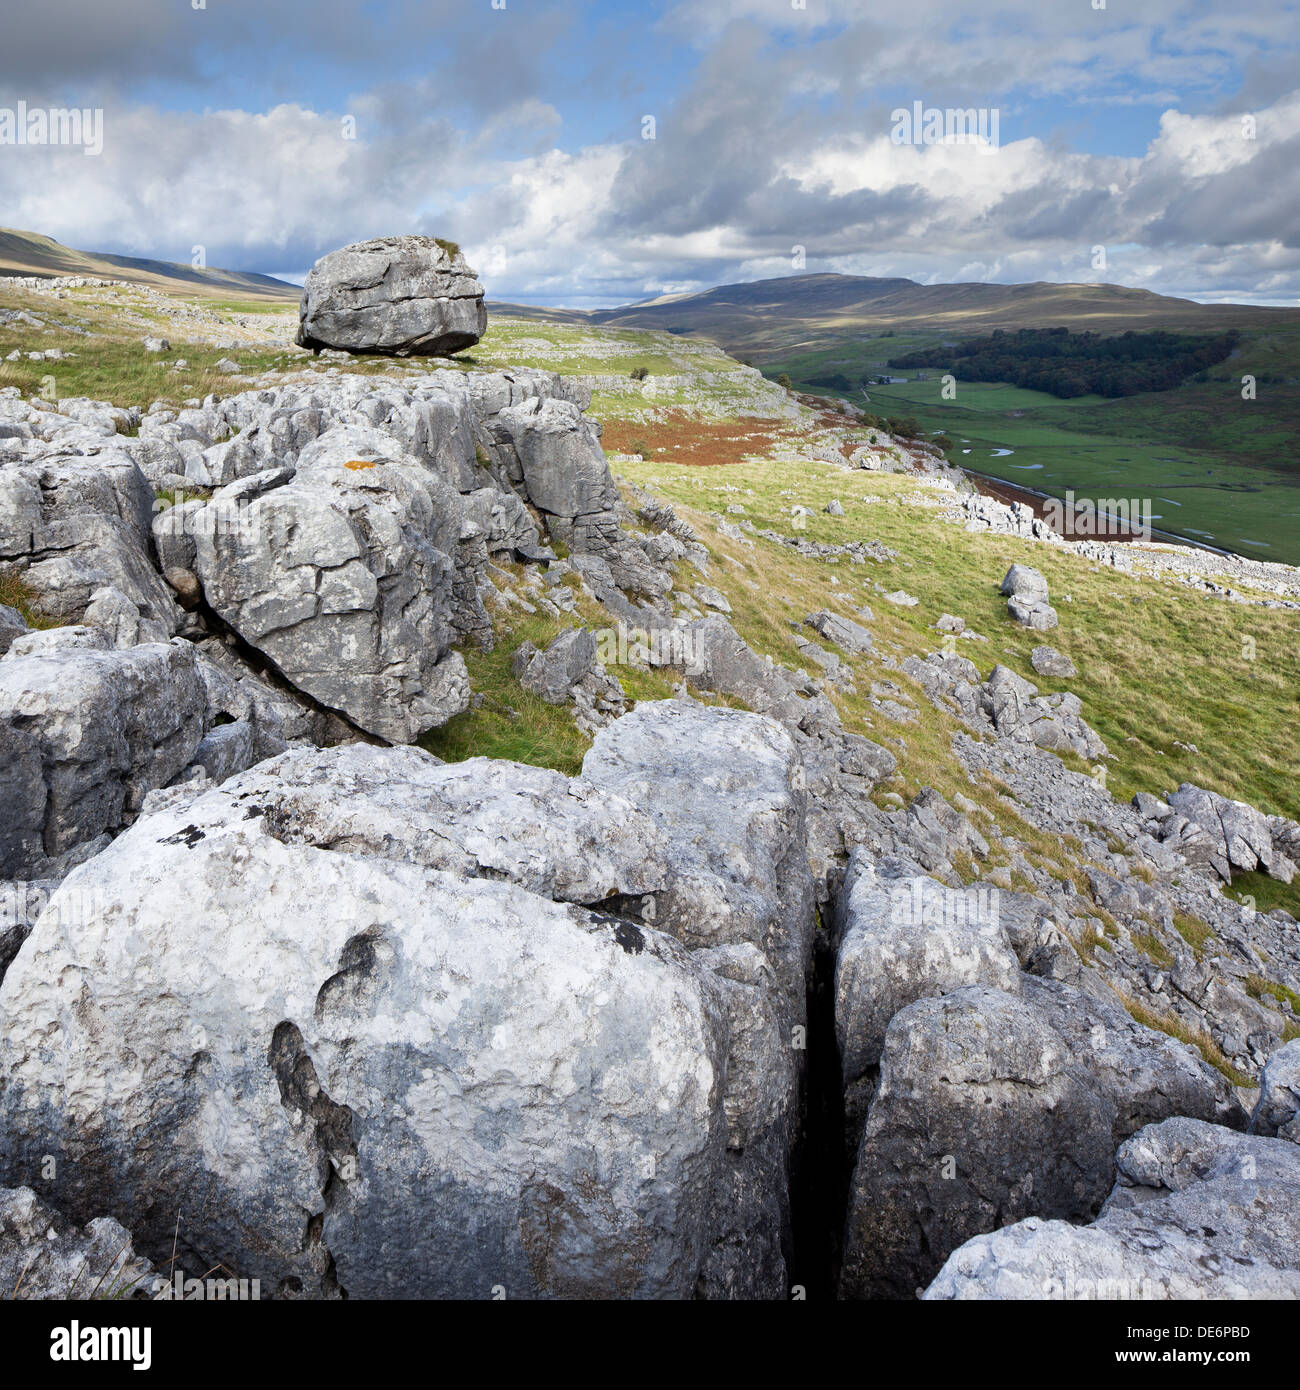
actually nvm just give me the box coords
[601,453,1300,828]
[0,570,61,630]
[473,318,708,379]
[1174,910,1215,958]
[1132,930,1175,969]
[186,298,295,316]
[1229,869,1300,920]
[419,613,595,774]
[1245,974,1300,1017]
[0,288,296,410]
[766,326,1300,564]
[1118,993,1255,1086]
[1076,924,1113,965]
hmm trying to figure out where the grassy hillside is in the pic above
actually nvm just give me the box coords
[766,327,1300,564]
[467,315,1300,849]
[0,227,299,303]
[490,272,1300,563]
[4,276,1297,854]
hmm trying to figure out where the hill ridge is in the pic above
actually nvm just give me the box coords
[0,226,300,302]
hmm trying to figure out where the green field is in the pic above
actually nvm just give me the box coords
[767,329,1300,564]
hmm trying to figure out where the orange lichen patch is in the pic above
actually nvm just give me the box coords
[599,412,794,467]
[344,458,379,470]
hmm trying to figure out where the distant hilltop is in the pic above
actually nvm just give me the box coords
[491,270,1300,359]
[0,226,299,302]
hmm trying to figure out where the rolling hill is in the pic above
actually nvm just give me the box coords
[0,227,300,303]
[490,272,1300,362]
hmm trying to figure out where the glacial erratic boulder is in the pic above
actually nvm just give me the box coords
[1031,644,1076,679]
[297,236,486,357]
[1002,564,1057,629]
[1008,594,1058,630]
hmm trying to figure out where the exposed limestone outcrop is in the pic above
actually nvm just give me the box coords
[925,1118,1300,1299]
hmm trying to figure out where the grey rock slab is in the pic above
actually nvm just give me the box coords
[804,609,873,655]
[496,395,617,520]
[840,978,1246,1299]
[0,603,27,655]
[0,639,206,876]
[582,699,816,1031]
[189,457,471,742]
[925,1118,1300,1299]
[0,1186,156,1301]
[1252,1039,1300,1142]
[0,760,741,1299]
[833,849,1021,1110]
[512,627,598,705]
[1001,564,1049,602]
[1031,645,1076,678]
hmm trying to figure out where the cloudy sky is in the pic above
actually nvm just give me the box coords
[2,0,1298,307]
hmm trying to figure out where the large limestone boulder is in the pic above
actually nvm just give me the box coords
[839,979,1246,1299]
[926,1118,1300,1299]
[187,448,474,743]
[833,852,1021,1126]
[0,636,206,877]
[0,754,725,1299]
[1001,564,1057,630]
[297,236,486,357]
[1007,593,1059,630]
[0,707,811,1300]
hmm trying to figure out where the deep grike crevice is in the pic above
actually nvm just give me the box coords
[787,914,850,1300]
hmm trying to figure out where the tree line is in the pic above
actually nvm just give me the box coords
[888,326,1241,398]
